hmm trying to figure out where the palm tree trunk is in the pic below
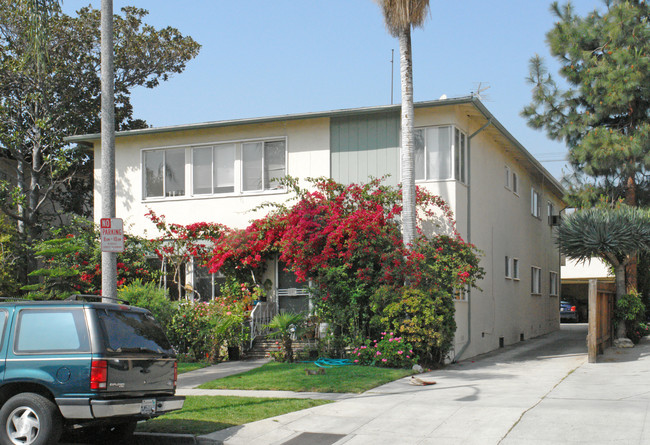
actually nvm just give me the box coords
[399,28,416,249]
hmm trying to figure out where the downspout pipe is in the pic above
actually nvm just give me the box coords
[453,117,492,363]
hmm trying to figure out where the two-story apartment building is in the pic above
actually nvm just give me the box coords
[68,96,565,360]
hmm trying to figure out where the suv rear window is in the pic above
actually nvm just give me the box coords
[97,309,173,354]
[15,309,90,353]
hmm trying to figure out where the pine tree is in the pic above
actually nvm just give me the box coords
[522,0,650,208]
[522,0,650,291]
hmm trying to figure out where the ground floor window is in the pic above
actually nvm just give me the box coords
[531,266,542,295]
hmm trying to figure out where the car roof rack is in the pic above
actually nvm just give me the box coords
[66,294,130,305]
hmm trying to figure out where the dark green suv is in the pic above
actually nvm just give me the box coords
[0,297,184,445]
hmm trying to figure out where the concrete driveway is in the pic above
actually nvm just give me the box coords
[204,324,650,445]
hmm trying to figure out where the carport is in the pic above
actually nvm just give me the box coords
[561,258,615,362]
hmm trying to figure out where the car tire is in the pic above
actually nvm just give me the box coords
[0,393,62,445]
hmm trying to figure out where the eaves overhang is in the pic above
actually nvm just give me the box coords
[64,96,565,198]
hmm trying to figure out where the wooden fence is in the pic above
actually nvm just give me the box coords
[587,279,615,363]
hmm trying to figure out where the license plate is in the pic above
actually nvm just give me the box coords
[140,398,156,415]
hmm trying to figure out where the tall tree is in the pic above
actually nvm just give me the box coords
[375,0,430,249]
[523,0,650,208]
[557,206,650,340]
[0,3,200,282]
[522,0,650,290]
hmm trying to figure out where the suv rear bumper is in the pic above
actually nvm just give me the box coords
[56,395,185,419]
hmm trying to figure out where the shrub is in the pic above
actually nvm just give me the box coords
[374,286,456,365]
[167,299,249,362]
[616,290,647,344]
[118,279,175,330]
[351,332,418,368]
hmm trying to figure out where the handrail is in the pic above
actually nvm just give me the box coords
[248,301,277,349]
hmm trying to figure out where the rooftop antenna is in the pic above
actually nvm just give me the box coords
[472,82,491,101]
[390,49,394,105]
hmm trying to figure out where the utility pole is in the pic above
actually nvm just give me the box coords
[390,49,394,105]
[101,0,117,302]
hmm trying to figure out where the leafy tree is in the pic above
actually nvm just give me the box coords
[556,206,650,339]
[23,217,160,299]
[0,3,200,282]
[375,0,430,249]
[0,213,20,297]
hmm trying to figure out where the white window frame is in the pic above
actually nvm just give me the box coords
[531,188,541,218]
[512,172,519,195]
[413,125,467,184]
[454,287,468,302]
[191,143,236,196]
[505,166,511,190]
[550,271,558,296]
[512,258,520,280]
[547,201,555,225]
[531,266,542,295]
[241,139,287,193]
[505,255,511,279]
[142,148,186,199]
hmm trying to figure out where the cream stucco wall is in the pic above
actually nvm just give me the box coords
[93,103,564,362]
[456,122,564,360]
[94,118,330,237]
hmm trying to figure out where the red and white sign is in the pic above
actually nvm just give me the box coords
[100,218,125,253]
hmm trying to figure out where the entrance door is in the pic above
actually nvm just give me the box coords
[277,261,310,313]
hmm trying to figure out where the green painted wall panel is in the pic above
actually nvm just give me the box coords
[330,112,400,186]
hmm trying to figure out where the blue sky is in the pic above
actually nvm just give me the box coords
[63,0,603,180]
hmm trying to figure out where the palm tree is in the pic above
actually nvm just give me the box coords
[557,207,650,340]
[264,312,305,363]
[375,0,430,249]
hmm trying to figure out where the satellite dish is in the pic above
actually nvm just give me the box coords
[439,94,448,100]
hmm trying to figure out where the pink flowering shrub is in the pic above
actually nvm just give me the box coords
[351,332,418,368]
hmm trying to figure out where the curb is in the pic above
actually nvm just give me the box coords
[134,432,220,445]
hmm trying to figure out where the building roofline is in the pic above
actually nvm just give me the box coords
[65,96,564,196]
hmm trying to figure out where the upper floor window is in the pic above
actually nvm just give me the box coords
[144,148,185,198]
[192,144,235,195]
[414,126,467,183]
[242,140,286,192]
[531,188,541,218]
[512,172,519,194]
[505,166,511,190]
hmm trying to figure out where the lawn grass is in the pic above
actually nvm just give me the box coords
[198,362,414,393]
[177,362,211,374]
[136,396,330,435]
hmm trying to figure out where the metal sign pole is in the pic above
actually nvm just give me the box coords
[100,0,117,302]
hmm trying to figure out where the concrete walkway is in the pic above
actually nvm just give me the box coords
[177,358,271,389]
[198,324,650,445]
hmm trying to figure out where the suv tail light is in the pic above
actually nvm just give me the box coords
[91,360,108,390]
[173,361,178,387]
[571,306,576,312]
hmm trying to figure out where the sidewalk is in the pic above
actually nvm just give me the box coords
[198,326,650,445]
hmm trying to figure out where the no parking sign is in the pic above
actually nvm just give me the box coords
[100,218,125,252]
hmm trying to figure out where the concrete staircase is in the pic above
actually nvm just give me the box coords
[244,337,318,360]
